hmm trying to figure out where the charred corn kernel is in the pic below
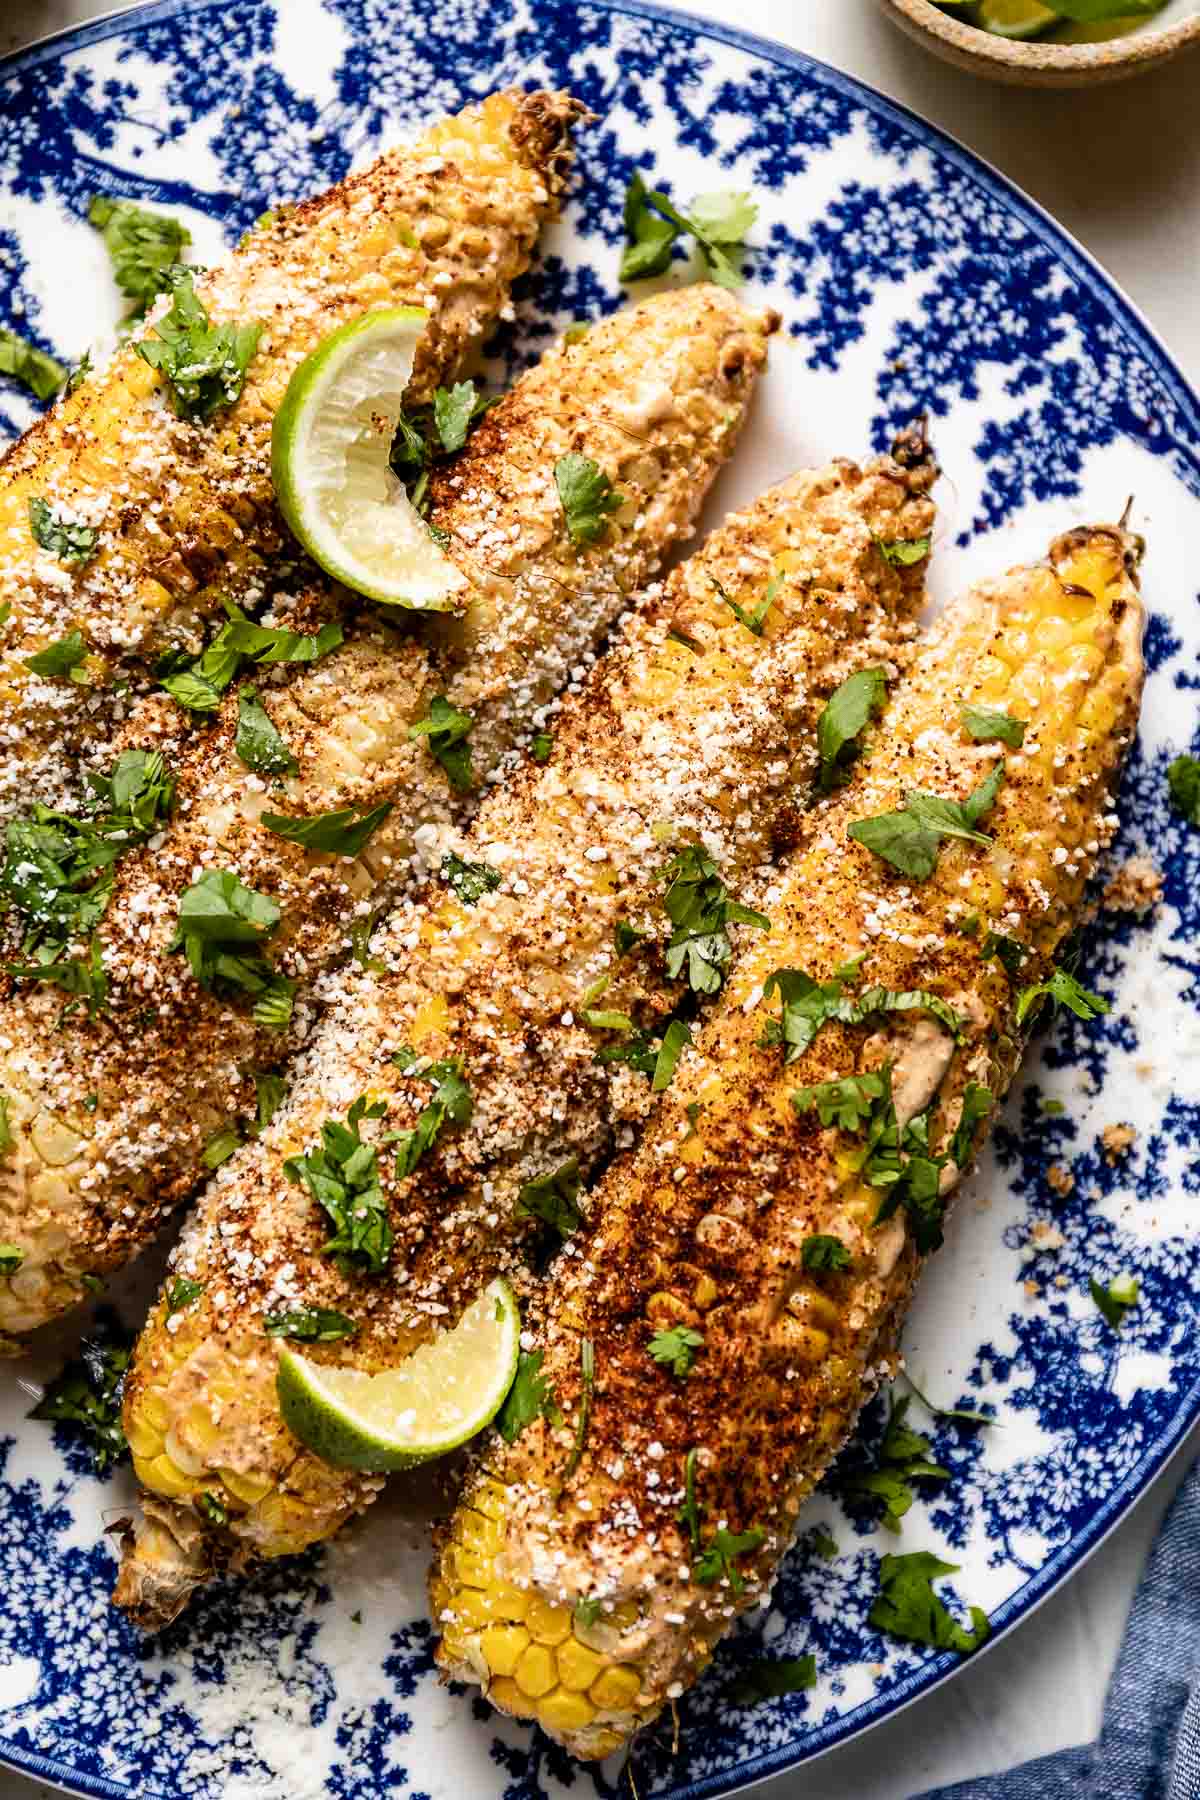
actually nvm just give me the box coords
[693,1274,718,1310]
[554,1638,608,1691]
[537,1692,597,1735]
[433,525,1145,1757]
[514,1644,557,1699]
[480,1625,530,1678]
[6,283,769,1346]
[0,89,580,795]
[589,1666,644,1711]
[526,1598,572,1646]
[218,1469,273,1506]
[110,297,787,1632]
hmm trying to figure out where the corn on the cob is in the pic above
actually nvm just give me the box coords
[430,525,1145,1757]
[111,438,935,1626]
[0,88,581,817]
[0,283,773,1339]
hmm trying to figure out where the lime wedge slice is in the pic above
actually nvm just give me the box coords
[974,0,1060,35]
[276,1277,520,1471]
[271,306,465,611]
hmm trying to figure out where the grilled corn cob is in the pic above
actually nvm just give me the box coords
[430,525,1145,1757]
[112,438,936,1627]
[0,88,580,817]
[0,283,772,1339]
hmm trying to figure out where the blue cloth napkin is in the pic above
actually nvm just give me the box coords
[917,1455,1200,1800]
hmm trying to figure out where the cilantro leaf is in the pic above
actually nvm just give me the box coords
[729,1656,817,1706]
[197,1491,228,1527]
[652,1017,692,1091]
[88,194,191,315]
[409,694,475,792]
[284,1094,392,1274]
[236,686,298,778]
[387,1050,473,1180]
[1167,753,1200,825]
[169,869,292,1027]
[1090,1272,1139,1328]
[432,381,479,453]
[760,969,961,1064]
[25,630,90,682]
[531,730,553,764]
[713,570,780,638]
[902,1375,993,1427]
[662,844,769,996]
[254,1071,287,1128]
[580,1007,634,1032]
[574,1596,603,1628]
[800,1234,852,1273]
[563,1338,594,1480]
[875,536,931,567]
[495,1348,562,1444]
[30,1328,131,1470]
[948,1083,992,1169]
[441,852,502,906]
[261,803,391,857]
[869,1550,990,1654]
[850,763,1005,879]
[816,667,889,792]
[962,704,1026,748]
[158,612,342,713]
[841,1395,949,1530]
[614,919,645,956]
[263,1306,358,1341]
[678,1447,704,1549]
[694,1524,765,1594]
[619,171,679,280]
[1015,965,1109,1028]
[202,1125,241,1169]
[135,265,261,422]
[66,351,93,394]
[811,1526,839,1560]
[792,1072,886,1131]
[165,1276,204,1316]
[554,454,623,547]
[515,1157,582,1239]
[29,498,98,566]
[647,1324,704,1377]
[619,172,757,288]
[0,327,66,401]
[982,930,1027,982]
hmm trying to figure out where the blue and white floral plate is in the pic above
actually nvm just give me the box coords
[2,3,1199,1797]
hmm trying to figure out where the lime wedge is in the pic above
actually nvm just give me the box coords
[276,1277,520,1471]
[1047,15,1145,37]
[974,0,1060,35]
[270,306,465,611]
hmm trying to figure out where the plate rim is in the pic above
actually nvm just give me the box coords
[1,2,1198,1798]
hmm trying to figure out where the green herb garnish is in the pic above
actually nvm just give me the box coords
[1015,965,1108,1028]
[962,704,1026,748]
[713,570,780,638]
[88,195,191,315]
[563,1338,594,1480]
[408,694,475,792]
[135,264,261,422]
[841,1395,949,1529]
[648,1324,704,1378]
[236,686,299,778]
[284,1094,391,1274]
[387,1049,473,1180]
[875,536,931,567]
[869,1550,989,1654]
[29,498,99,566]
[169,869,294,1029]
[850,763,1005,880]
[1090,1272,1139,1328]
[816,668,888,792]
[0,327,66,400]
[496,1348,563,1444]
[554,454,623,547]
[263,1307,358,1341]
[202,1126,241,1169]
[30,1331,131,1470]
[620,172,756,289]
[261,803,391,857]
[800,1234,852,1273]
[25,630,90,682]
[515,1157,582,1240]
[165,1276,204,1317]
[661,844,769,996]
[1167,753,1200,825]
[729,1656,817,1706]
[440,852,502,906]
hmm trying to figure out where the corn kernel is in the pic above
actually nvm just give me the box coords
[555,1636,607,1691]
[537,1690,596,1734]
[448,1544,491,1590]
[526,1598,571,1646]
[487,1677,537,1720]
[590,1665,643,1710]
[218,1467,273,1506]
[514,1643,557,1699]
[125,1416,165,1460]
[481,1624,530,1677]
[138,1452,194,1500]
[454,1509,504,1556]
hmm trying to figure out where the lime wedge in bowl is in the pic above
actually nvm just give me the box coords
[271,306,465,610]
[277,1277,520,1471]
[975,0,1060,35]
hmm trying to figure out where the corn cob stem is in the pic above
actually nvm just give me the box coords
[0,284,772,1339]
[430,526,1145,1757]
[111,439,934,1625]
[0,88,581,818]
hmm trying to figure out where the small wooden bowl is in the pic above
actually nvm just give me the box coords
[878,0,1200,85]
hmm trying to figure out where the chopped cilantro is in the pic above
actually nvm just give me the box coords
[496,1348,562,1444]
[387,1050,473,1179]
[849,763,1005,880]
[792,1072,886,1131]
[563,1338,594,1480]
[236,686,298,778]
[0,327,66,400]
[389,381,491,504]
[408,694,475,792]
[263,1307,358,1341]
[432,380,479,453]
[869,1550,989,1654]
[815,668,888,793]
[159,610,342,713]
[66,351,93,393]
[875,536,931,567]
[1167,753,1200,825]
[581,1007,634,1032]
[165,1276,204,1316]
[197,1491,229,1527]
[0,1243,23,1276]
[648,1324,704,1378]
[759,967,962,1064]
[574,1596,603,1628]
[1015,965,1109,1028]
[729,1655,817,1705]
[661,844,769,996]
[962,703,1026,748]
[811,1526,840,1560]
[948,1083,992,1170]
[678,1448,703,1549]
[713,570,780,638]
[531,730,553,764]
[694,1524,765,1594]
[440,852,502,906]
[834,952,867,983]
[169,869,294,1030]
[840,1395,949,1530]
[515,1157,582,1239]
[88,195,191,315]
[1091,1272,1139,1328]
[800,1234,852,1273]
[620,172,756,288]
[982,930,1026,983]
[136,265,261,422]
[202,1125,241,1169]
[261,802,391,857]
[30,1329,130,1470]
[28,498,98,566]
[614,919,645,956]
[284,1094,392,1274]
[902,1374,992,1427]
[25,630,90,682]
[554,454,623,547]
[652,1017,692,1091]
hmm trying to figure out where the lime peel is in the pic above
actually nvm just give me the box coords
[270,306,465,611]
[276,1276,520,1471]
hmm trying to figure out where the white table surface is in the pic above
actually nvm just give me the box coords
[1,2,1197,1798]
